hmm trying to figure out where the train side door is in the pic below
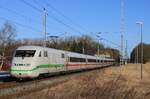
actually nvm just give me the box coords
[65,53,69,71]
[52,53,57,69]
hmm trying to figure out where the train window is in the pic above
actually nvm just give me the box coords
[15,50,36,57]
[39,51,41,57]
[88,59,96,62]
[61,53,65,58]
[80,58,86,62]
[44,51,48,57]
[70,57,86,62]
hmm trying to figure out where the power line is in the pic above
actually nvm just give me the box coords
[44,0,88,32]
[0,4,42,34]
[48,12,83,34]
[20,0,42,12]
[1,2,66,32]
[95,32,120,49]
[31,0,84,34]
[0,16,41,33]
[97,37,120,48]
[0,4,65,32]
[33,0,44,9]
[16,0,120,46]
[0,5,40,24]
[102,37,120,48]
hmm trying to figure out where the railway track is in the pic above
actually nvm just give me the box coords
[0,71,10,78]
[0,64,117,98]
[0,77,68,98]
[0,64,117,88]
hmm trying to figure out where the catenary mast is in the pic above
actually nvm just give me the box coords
[120,0,125,65]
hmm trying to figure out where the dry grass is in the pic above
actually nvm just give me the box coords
[14,64,150,99]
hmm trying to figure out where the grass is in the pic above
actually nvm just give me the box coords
[8,63,150,99]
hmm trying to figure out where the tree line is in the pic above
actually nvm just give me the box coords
[130,43,150,63]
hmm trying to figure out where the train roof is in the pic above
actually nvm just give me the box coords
[16,45,114,60]
[16,45,89,54]
[16,45,43,50]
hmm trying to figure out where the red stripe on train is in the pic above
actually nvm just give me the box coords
[66,63,100,67]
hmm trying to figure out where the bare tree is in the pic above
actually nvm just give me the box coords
[0,21,16,70]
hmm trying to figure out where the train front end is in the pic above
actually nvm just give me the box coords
[10,46,38,78]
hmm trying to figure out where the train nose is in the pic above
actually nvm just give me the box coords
[11,72,31,78]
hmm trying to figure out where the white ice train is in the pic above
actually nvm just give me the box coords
[10,46,115,78]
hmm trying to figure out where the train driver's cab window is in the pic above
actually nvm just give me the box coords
[15,50,36,57]
[61,53,65,58]
[39,51,41,57]
[44,51,48,57]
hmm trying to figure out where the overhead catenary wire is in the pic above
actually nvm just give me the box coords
[3,0,120,50]
[0,16,41,33]
[96,36,120,49]
[0,5,41,33]
[21,0,42,12]
[95,32,120,49]
[22,0,119,42]
[0,5,33,22]
[24,0,120,47]
[33,0,45,10]
[21,0,83,35]
[0,4,65,32]
[102,37,121,48]
[47,12,83,34]
[0,5,42,30]
[43,0,88,32]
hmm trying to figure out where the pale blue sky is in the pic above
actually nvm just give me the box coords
[0,0,150,55]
